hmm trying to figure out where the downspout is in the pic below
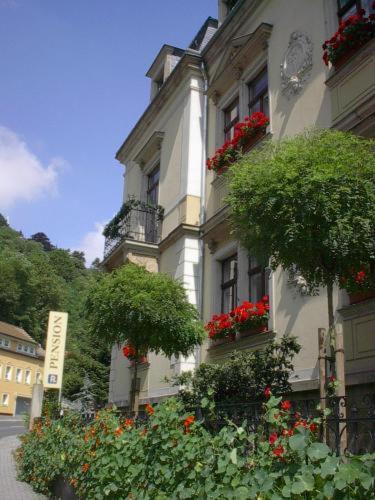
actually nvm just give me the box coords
[197,59,208,368]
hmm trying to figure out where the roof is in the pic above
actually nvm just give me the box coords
[0,320,45,358]
[0,321,37,344]
[189,17,218,51]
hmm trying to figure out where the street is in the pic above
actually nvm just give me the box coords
[0,415,27,438]
[0,415,45,499]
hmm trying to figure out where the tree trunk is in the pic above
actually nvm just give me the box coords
[327,281,334,332]
[131,361,139,416]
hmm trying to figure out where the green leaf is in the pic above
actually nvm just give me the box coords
[234,486,250,499]
[307,442,330,461]
[288,433,307,452]
[291,472,315,494]
[320,456,339,478]
[230,448,237,465]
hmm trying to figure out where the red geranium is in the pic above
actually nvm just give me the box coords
[264,386,271,397]
[206,112,269,174]
[322,11,374,67]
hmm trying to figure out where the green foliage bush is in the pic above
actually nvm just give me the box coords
[17,396,375,499]
[175,336,300,407]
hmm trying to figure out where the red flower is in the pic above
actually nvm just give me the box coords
[145,403,154,415]
[114,426,123,437]
[124,418,133,427]
[264,386,271,397]
[329,375,336,383]
[183,415,195,427]
[273,445,284,457]
[82,463,90,473]
[269,432,278,445]
[262,295,269,303]
[122,344,137,359]
[281,400,292,411]
[309,423,318,433]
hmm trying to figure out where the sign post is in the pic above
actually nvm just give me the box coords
[43,311,68,395]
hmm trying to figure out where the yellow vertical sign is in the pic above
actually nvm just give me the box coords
[43,311,68,389]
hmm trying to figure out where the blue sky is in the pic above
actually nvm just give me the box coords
[0,0,216,264]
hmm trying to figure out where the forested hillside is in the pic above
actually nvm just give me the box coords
[0,214,109,404]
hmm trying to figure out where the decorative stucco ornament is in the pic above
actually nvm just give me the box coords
[281,31,313,98]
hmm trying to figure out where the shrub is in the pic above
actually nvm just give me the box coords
[17,396,375,499]
[174,336,301,407]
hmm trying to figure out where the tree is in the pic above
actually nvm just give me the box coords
[227,129,375,330]
[30,232,55,252]
[85,263,206,410]
[0,213,8,227]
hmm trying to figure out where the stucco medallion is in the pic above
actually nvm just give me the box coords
[281,31,313,99]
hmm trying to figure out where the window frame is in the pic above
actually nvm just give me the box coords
[25,369,31,385]
[248,256,267,303]
[16,368,23,383]
[248,67,269,116]
[147,165,160,206]
[1,393,9,406]
[221,254,238,313]
[223,98,239,142]
[5,365,12,381]
[337,0,361,19]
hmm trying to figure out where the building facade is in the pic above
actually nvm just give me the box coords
[0,321,44,415]
[104,0,375,407]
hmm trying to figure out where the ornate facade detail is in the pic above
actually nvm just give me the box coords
[281,31,313,99]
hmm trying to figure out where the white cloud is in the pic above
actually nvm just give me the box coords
[75,222,105,267]
[0,126,64,210]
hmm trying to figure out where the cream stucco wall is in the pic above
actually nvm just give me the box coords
[0,346,44,415]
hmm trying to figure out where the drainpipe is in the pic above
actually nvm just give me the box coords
[196,60,208,368]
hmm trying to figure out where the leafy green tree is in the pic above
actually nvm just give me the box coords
[30,232,55,251]
[0,213,9,227]
[227,129,375,330]
[86,263,206,410]
[0,223,110,405]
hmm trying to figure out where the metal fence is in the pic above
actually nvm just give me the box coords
[197,395,375,455]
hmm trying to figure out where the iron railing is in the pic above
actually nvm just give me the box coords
[197,395,375,455]
[104,205,162,258]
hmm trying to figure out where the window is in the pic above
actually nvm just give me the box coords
[0,337,10,348]
[1,394,9,406]
[248,255,268,303]
[25,369,31,385]
[17,343,36,355]
[0,364,2,379]
[337,0,374,20]
[5,366,12,381]
[36,372,42,384]
[224,98,239,141]
[16,368,22,383]
[248,68,269,117]
[221,255,238,313]
[147,166,160,206]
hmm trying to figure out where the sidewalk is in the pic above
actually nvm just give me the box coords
[0,435,46,500]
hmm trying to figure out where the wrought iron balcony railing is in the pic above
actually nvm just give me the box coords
[104,203,162,259]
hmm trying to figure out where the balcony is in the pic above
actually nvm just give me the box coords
[103,202,163,261]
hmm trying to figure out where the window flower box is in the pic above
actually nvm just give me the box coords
[340,264,375,305]
[122,344,148,365]
[322,9,375,69]
[206,296,269,344]
[206,112,269,175]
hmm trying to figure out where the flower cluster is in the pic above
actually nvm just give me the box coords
[206,112,269,174]
[183,415,195,433]
[205,296,269,341]
[339,263,375,294]
[322,8,375,67]
[264,388,320,460]
[122,344,148,364]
